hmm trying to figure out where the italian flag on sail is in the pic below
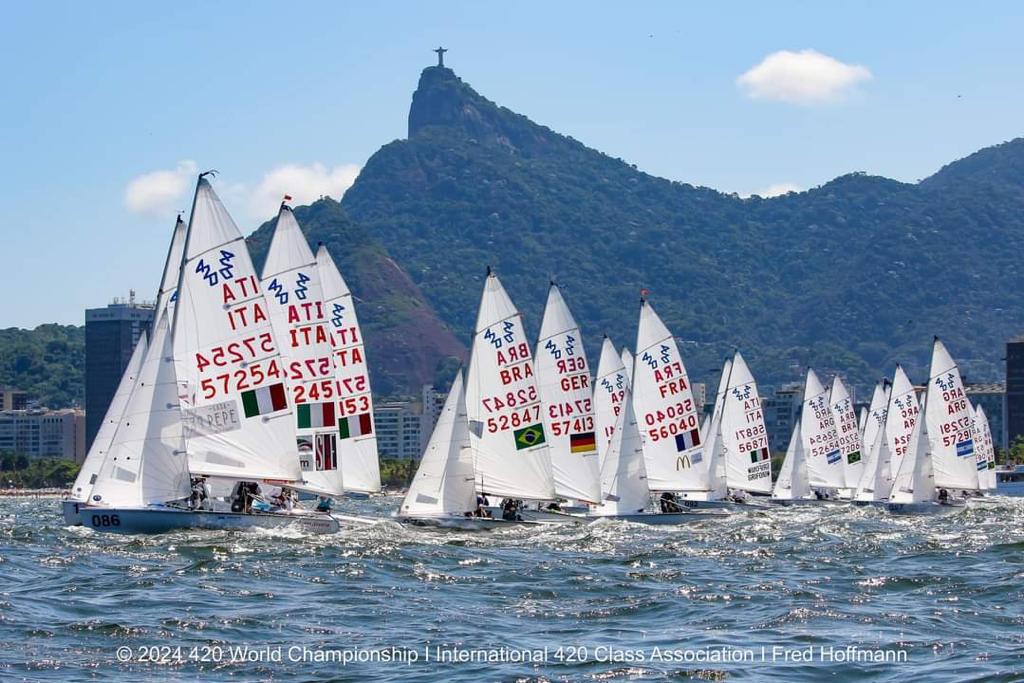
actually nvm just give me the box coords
[241,383,287,418]
[338,413,373,440]
[749,447,770,464]
[297,401,336,429]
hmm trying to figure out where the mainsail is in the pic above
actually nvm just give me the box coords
[593,386,650,515]
[534,284,601,503]
[926,339,979,491]
[465,271,555,500]
[702,357,733,496]
[772,415,810,500]
[829,376,864,490]
[89,314,191,507]
[721,352,772,494]
[886,365,920,490]
[890,392,935,503]
[261,207,343,496]
[316,245,380,493]
[631,300,704,492]
[593,337,628,461]
[173,176,301,483]
[621,348,634,386]
[801,369,844,489]
[973,405,997,491]
[400,372,475,517]
[854,380,891,501]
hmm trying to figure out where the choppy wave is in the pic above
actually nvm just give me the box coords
[2,489,1024,681]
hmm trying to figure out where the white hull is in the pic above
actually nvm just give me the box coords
[885,500,966,515]
[768,498,846,507]
[483,506,583,524]
[397,515,541,530]
[587,512,709,525]
[62,500,85,525]
[79,505,340,535]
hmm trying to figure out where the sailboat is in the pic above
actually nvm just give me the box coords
[631,299,713,507]
[800,369,847,500]
[770,415,815,504]
[398,371,530,528]
[534,283,601,509]
[621,348,634,386]
[593,336,628,461]
[887,338,973,514]
[973,405,998,493]
[465,269,557,516]
[63,216,186,525]
[829,376,863,498]
[852,379,891,504]
[260,204,344,500]
[316,244,381,495]
[716,352,773,502]
[79,174,338,534]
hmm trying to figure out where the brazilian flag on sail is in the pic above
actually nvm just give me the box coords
[513,423,546,451]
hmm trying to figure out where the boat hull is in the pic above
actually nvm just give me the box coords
[62,500,84,526]
[397,515,540,530]
[80,506,340,535]
[768,498,844,507]
[885,501,966,515]
[483,506,582,524]
[680,499,735,510]
[587,512,706,525]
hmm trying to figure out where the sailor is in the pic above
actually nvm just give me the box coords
[190,476,211,510]
[316,496,333,512]
[659,491,681,513]
[938,488,949,504]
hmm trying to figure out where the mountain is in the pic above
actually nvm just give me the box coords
[0,325,84,408]
[247,198,464,396]
[337,64,1024,392]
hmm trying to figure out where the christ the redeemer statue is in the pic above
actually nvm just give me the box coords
[434,46,447,67]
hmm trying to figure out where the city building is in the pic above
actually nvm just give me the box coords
[1006,337,1024,448]
[966,382,1006,450]
[85,293,155,449]
[373,400,423,460]
[761,383,803,455]
[0,409,85,461]
[420,384,448,452]
[0,387,28,411]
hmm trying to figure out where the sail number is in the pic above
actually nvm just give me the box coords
[551,416,594,436]
[200,359,283,399]
[486,405,541,433]
[195,334,275,372]
[482,387,537,413]
[91,514,120,527]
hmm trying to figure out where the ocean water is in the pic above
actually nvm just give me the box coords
[2,488,1023,682]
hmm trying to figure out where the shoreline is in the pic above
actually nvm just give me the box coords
[0,488,68,498]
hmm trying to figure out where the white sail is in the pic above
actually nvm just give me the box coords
[801,369,844,489]
[621,348,634,386]
[721,352,772,494]
[534,284,601,503]
[71,217,186,504]
[316,245,381,493]
[973,405,997,491]
[854,380,891,501]
[829,376,864,489]
[173,176,301,483]
[890,393,935,503]
[885,365,920,494]
[465,271,555,500]
[70,334,148,503]
[772,416,810,500]
[401,372,475,517]
[858,406,868,436]
[261,207,343,496]
[89,314,191,507]
[593,387,650,515]
[926,339,979,491]
[593,337,628,461]
[702,358,733,496]
[631,300,704,492]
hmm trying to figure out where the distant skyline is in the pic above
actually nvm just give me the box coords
[3,1,1023,328]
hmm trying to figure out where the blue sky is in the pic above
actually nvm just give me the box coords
[3,1,1022,328]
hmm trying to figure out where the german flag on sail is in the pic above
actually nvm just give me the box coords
[241,383,287,418]
[569,431,597,453]
[514,424,546,450]
[297,401,336,429]
[749,447,770,464]
[338,413,372,440]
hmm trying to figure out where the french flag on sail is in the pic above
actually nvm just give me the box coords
[674,429,701,452]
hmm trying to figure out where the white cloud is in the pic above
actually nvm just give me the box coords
[747,183,803,198]
[249,163,361,221]
[123,160,197,214]
[737,50,871,105]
